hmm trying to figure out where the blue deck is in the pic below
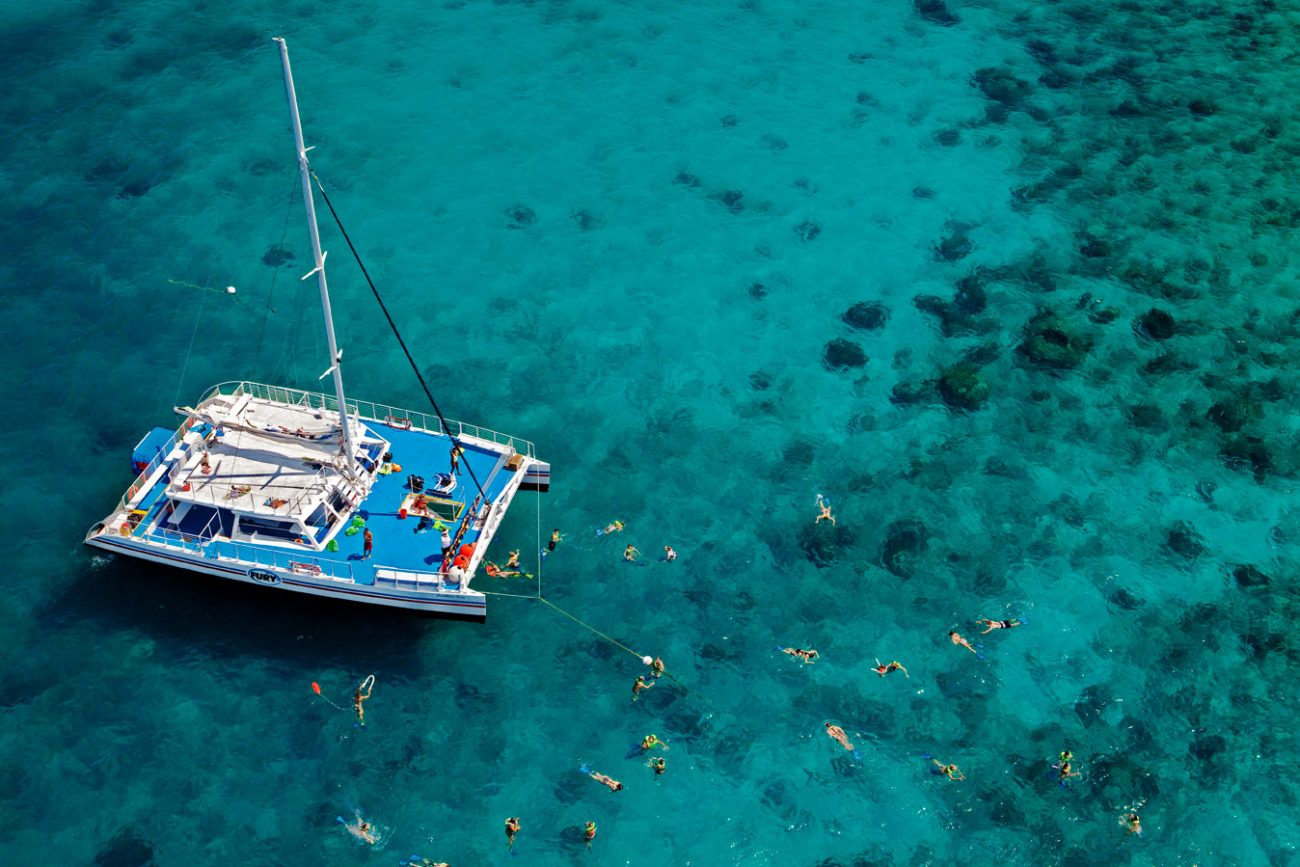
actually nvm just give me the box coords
[140,423,515,586]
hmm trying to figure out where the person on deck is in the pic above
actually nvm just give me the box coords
[363,528,373,559]
[440,526,453,562]
[450,444,463,475]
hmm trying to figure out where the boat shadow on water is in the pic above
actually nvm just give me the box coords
[46,547,454,674]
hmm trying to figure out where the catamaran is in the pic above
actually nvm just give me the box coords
[84,38,549,621]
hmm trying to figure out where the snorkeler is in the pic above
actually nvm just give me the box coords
[586,770,624,792]
[872,658,909,678]
[624,544,640,562]
[1121,811,1142,835]
[603,519,626,534]
[504,816,521,849]
[664,545,677,561]
[824,723,854,752]
[506,549,521,569]
[649,756,666,775]
[342,814,377,844]
[641,733,668,751]
[931,759,965,781]
[632,675,654,702]
[1054,758,1080,783]
[548,528,562,552]
[976,618,1022,634]
[780,647,820,664]
[815,494,836,526]
[485,561,521,578]
[584,821,597,847]
[948,631,978,654]
[649,656,665,678]
[353,674,374,726]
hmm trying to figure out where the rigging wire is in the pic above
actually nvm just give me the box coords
[309,171,489,505]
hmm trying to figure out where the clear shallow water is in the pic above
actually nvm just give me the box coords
[3,0,1299,864]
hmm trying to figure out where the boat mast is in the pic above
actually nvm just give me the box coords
[273,37,358,463]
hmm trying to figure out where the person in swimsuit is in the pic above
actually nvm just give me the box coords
[624,544,640,562]
[1054,758,1080,783]
[815,494,835,526]
[548,528,562,552]
[486,562,520,578]
[824,723,854,752]
[353,678,373,726]
[664,545,677,561]
[949,631,977,654]
[584,821,597,847]
[504,816,521,849]
[1121,812,1142,835]
[780,647,820,664]
[632,675,654,702]
[977,618,1022,633]
[932,759,965,781]
[649,657,665,678]
[506,549,521,569]
[343,815,377,844]
[641,734,667,751]
[362,528,373,559]
[604,520,625,534]
[872,658,908,678]
[586,770,624,791]
[449,443,463,475]
[649,756,666,775]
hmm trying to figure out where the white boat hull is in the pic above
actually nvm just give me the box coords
[87,532,488,621]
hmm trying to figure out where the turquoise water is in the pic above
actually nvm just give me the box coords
[3,0,1299,863]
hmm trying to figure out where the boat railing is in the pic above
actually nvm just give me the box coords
[207,538,356,581]
[118,415,199,512]
[151,511,221,553]
[374,567,482,596]
[202,381,536,458]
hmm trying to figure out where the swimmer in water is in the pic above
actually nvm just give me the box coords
[1054,758,1080,783]
[949,631,977,654]
[649,656,665,678]
[604,519,625,534]
[815,494,836,526]
[632,675,654,702]
[624,544,640,562]
[641,733,668,751]
[586,770,624,792]
[780,647,820,664]
[506,549,521,569]
[664,545,677,561]
[824,723,854,752]
[548,528,562,552]
[976,618,1022,634]
[649,756,666,775]
[343,814,377,844]
[353,676,374,726]
[932,759,965,781]
[871,658,909,678]
[504,816,521,849]
[584,821,597,847]
[1121,811,1142,835]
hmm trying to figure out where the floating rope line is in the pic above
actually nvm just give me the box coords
[310,171,488,505]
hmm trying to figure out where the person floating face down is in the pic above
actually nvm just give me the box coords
[504,816,521,849]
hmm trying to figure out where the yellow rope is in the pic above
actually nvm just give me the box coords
[538,597,645,661]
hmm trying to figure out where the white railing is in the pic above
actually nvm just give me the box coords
[205,537,355,581]
[200,381,536,457]
[118,416,199,512]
